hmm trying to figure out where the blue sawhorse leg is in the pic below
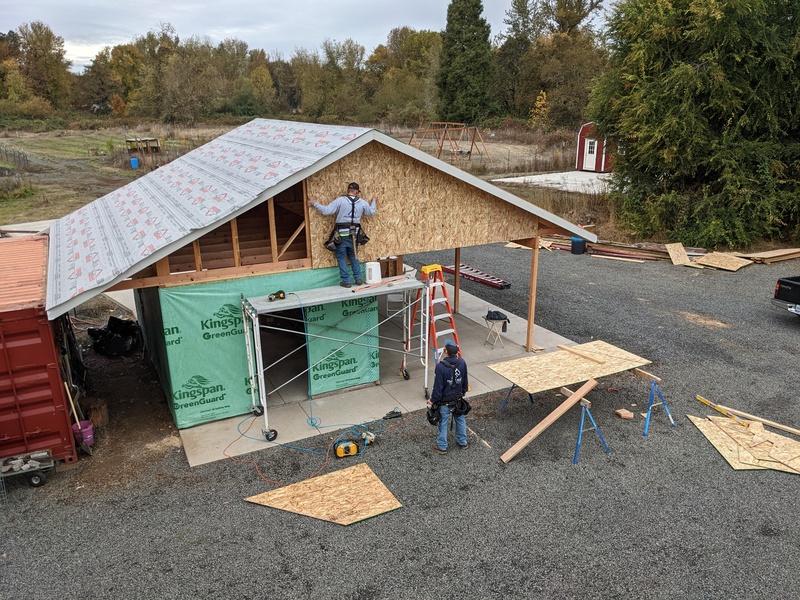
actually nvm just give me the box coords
[500,383,535,413]
[574,402,611,464]
[643,379,676,436]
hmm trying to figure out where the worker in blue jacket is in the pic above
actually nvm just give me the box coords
[307,182,377,287]
[428,340,469,454]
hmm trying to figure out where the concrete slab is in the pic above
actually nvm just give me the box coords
[179,278,573,467]
[493,170,610,194]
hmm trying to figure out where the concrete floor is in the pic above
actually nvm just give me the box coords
[178,279,572,466]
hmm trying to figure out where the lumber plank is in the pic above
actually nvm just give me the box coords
[630,368,662,384]
[557,344,605,364]
[715,405,800,437]
[590,255,645,264]
[501,379,598,463]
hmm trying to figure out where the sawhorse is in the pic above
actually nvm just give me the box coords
[640,373,676,436]
[573,399,611,464]
[499,383,535,413]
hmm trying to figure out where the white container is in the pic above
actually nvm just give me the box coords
[365,262,382,284]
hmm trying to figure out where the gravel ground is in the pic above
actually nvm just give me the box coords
[3,244,800,599]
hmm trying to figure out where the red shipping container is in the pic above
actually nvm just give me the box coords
[0,235,77,463]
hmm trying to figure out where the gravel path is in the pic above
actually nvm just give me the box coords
[3,244,800,599]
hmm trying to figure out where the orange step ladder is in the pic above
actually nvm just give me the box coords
[406,264,460,399]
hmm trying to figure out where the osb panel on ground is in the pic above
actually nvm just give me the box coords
[306,142,542,269]
[687,415,765,470]
[488,340,650,394]
[245,463,401,525]
[689,415,800,474]
[692,252,752,271]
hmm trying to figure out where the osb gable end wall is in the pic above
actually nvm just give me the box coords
[306,142,539,269]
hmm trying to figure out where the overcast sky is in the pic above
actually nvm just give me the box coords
[2,1,512,73]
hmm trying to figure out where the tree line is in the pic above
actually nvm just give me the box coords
[0,0,606,128]
[2,0,798,248]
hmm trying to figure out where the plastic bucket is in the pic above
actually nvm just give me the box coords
[571,237,586,255]
[365,262,382,284]
[130,157,139,169]
[72,420,95,447]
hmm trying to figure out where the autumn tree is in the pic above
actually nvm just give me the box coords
[16,21,72,108]
[160,37,222,123]
[367,27,442,124]
[74,48,123,111]
[518,30,607,128]
[589,0,800,248]
[437,0,495,123]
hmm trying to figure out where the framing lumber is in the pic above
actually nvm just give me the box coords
[630,368,662,384]
[591,255,644,264]
[501,379,598,463]
[557,344,605,364]
[527,234,540,352]
[267,197,279,263]
[192,240,203,271]
[230,219,241,267]
[715,405,800,438]
[278,221,306,261]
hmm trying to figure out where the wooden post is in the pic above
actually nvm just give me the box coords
[526,232,540,352]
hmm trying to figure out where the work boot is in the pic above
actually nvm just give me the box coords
[340,281,351,288]
[355,279,364,285]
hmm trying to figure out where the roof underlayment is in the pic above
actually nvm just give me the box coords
[46,118,596,319]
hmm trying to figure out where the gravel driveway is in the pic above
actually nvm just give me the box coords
[3,244,799,599]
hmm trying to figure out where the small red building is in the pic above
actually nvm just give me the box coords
[576,122,612,173]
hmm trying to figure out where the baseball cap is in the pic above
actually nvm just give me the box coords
[347,182,360,191]
[444,340,458,350]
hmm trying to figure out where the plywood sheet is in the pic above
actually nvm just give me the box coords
[488,340,650,394]
[687,415,765,470]
[708,417,799,474]
[665,243,691,265]
[245,463,401,525]
[692,252,752,271]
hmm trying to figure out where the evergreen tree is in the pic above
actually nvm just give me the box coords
[589,0,800,248]
[437,0,495,123]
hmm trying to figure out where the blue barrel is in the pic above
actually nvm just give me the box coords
[130,157,139,169]
[571,237,586,255]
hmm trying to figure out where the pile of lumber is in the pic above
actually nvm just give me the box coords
[537,235,707,262]
[733,248,800,264]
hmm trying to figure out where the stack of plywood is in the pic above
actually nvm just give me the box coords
[734,248,800,264]
[688,415,800,474]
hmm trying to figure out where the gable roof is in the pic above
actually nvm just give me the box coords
[46,118,595,319]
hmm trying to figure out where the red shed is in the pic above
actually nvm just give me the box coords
[0,235,77,463]
[576,122,612,173]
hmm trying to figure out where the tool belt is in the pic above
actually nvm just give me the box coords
[335,222,359,234]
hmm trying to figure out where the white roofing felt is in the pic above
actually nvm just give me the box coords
[46,118,595,319]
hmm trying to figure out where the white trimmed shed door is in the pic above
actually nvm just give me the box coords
[583,138,597,171]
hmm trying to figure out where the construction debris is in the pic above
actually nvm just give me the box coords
[615,409,635,420]
[688,415,800,474]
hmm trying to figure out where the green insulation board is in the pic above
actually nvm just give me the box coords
[158,267,378,429]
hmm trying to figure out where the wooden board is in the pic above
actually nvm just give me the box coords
[686,414,765,470]
[708,417,800,474]
[488,340,650,395]
[734,248,800,264]
[245,463,402,525]
[692,252,753,271]
[665,243,691,265]
[501,379,598,463]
